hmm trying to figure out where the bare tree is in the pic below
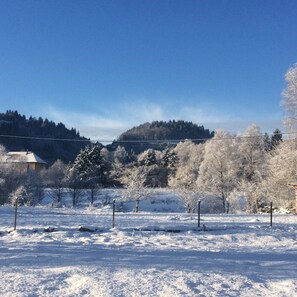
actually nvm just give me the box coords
[64,167,84,207]
[119,165,149,212]
[41,159,67,206]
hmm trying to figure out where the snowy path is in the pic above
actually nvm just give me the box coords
[0,206,296,296]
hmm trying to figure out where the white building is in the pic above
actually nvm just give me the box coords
[2,151,47,172]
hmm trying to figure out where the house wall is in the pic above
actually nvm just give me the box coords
[10,162,46,173]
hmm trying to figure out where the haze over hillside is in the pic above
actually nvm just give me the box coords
[0,111,216,160]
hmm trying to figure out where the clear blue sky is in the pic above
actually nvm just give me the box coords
[0,0,297,140]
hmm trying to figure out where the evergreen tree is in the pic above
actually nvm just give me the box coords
[161,149,179,170]
[141,149,157,166]
[263,133,272,151]
[271,129,282,148]
[73,143,107,187]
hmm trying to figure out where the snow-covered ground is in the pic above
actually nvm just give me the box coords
[0,205,296,297]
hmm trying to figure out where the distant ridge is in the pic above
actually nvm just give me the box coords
[109,120,214,153]
[0,112,214,160]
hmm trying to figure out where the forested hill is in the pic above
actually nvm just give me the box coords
[110,120,214,153]
[0,110,90,163]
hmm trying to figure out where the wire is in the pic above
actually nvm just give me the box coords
[0,131,287,144]
[0,134,91,142]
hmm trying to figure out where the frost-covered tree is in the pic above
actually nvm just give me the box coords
[197,130,236,213]
[161,149,179,186]
[0,144,6,160]
[9,186,27,206]
[143,164,168,188]
[138,149,157,166]
[281,63,297,132]
[71,143,108,203]
[169,141,204,190]
[64,166,84,207]
[113,146,129,164]
[109,146,129,186]
[73,143,107,185]
[119,165,149,212]
[41,159,67,206]
[174,188,205,213]
[24,171,43,205]
[9,171,42,206]
[0,145,8,204]
[264,140,297,208]
[236,125,267,212]
[136,149,167,187]
[167,141,204,212]
[0,164,21,205]
[161,149,178,171]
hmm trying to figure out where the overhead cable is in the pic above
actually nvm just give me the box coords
[0,131,287,144]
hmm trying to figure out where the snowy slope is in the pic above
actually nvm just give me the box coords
[0,205,296,297]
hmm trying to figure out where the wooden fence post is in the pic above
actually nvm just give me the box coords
[14,197,18,231]
[112,199,115,228]
[197,200,201,228]
[270,201,273,227]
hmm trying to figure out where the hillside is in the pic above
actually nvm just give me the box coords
[110,120,214,153]
[0,110,90,164]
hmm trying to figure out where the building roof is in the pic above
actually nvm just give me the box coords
[4,151,47,164]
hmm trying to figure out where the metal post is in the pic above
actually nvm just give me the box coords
[112,199,115,228]
[135,198,139,213]
[270,201,273,227]
[197,200,201,228]
[14,197,18,231]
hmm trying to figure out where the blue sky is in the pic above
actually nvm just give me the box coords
[0,0,297,140]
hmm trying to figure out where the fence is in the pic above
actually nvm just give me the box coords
[6,199,276,233]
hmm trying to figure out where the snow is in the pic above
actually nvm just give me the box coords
[0,204,296,296]
[5,151,47,164]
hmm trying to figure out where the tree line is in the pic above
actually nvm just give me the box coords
[0,126,291,213]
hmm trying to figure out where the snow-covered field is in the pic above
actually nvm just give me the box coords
[0,205,296,297]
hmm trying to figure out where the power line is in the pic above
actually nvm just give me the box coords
[0,134,91,142]
[0,131,288,144]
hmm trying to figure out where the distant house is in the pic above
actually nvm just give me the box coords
[2,151,47,172]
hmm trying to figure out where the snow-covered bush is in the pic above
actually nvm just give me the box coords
[227,190,248,213]
[9,185,40,206]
